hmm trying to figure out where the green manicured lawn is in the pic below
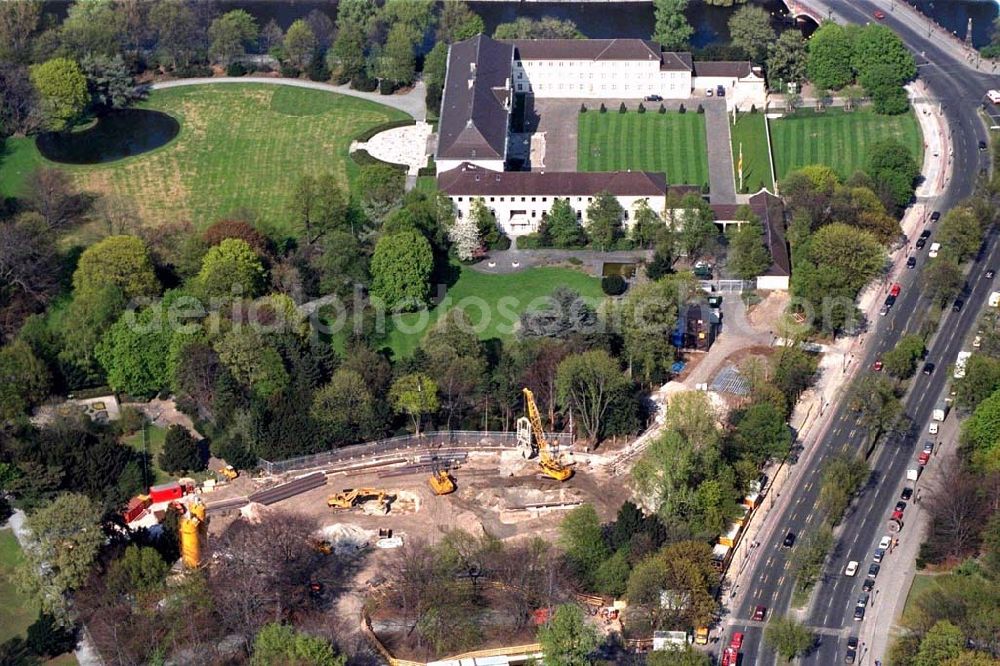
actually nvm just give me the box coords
[731,112,774,193]
[769,107,923,181]
[383,265,604,358]
[901,572,949,623]
[0,530,78,664]
[0,84,409,237]
[577,110,709,187]
[416,175,437,193]
[0,529,35,646]
[124,424,169,486]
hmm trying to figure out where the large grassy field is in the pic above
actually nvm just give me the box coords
[731,111,774,193]
[577,110,709,187]
[382,265,604,358]
[0,84,409,237]
[769,107,923,181]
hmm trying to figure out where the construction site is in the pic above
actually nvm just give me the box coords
[119,389,633,664]
[111,295,837,664]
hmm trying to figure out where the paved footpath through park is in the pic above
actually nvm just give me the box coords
[702,97,737,204]
[150,76,427,120]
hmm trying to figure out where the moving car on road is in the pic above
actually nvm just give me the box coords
[752,605,767,621]
[922,362,936,375]
[845,560,859,576]
[782,531,796,548]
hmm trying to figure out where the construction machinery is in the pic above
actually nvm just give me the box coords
[428,468,456,495]
[327,488,392,514]
[219,465,238,481]
[519,388,573,481]
[308,537,333,555]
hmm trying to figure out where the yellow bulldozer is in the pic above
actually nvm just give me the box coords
[327,488,392,514]
[428,468,456,495]
[520,388,573,482]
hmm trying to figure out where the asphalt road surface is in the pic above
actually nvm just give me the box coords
[725,1,995,664]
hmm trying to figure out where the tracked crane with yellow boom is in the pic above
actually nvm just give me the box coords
[519,388,573,481]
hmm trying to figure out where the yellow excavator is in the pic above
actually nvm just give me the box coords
[521,388,573,482]
[327,488,392,513]
[428,468,456,495]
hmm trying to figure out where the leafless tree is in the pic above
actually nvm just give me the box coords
[208,511,319,652]
[23,168,88,233]
[0,213,59,301]
[92,193,140,236]
[925,462,989,563]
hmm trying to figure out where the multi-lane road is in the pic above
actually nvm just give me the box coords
[726,1,995,664]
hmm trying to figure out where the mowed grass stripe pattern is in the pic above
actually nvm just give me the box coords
[730,112,774,193]
[0,85,409,237]
[577,111,708,186]
[770,108,923,181]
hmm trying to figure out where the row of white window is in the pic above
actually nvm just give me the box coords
[515,82,682,92]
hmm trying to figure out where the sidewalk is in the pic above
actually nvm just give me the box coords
[150,77,427,120]
[722,78,954,616]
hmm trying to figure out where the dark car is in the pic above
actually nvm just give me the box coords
[980,140,989,151]
[901,487,914,500]
[922,362,935,375]
[896,501,907,512]
[916,237,927,250]
[853,604,866,621]
[954,300,965,312]
[782,531,796,548]
[717,84,725,97]
[885,294,897,307]
[868,563,880,579]
[929,212,941,223]
[846,636,859,663]
[907,256,917,269]
[921,229,933,238]
[862,577,875,592]
[752,605,767,621]
[644,94,663,102]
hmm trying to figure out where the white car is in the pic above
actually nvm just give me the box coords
[705,87,714,97]
[929,242,941,258]
[879,536,892,551]
[929,422,939,435]
[845,560,859,577]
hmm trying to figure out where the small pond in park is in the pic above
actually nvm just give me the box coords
[35,109,180,165]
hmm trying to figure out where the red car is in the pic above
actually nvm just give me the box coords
[752,605,767,621]
[872,360,884,372]
[890,283,901,297]
[892,508,904,522]
[918,451,931,466]
[874,10,886,20]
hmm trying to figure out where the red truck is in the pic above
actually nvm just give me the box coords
[721,632,744,666]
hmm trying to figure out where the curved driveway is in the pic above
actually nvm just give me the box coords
[149,76,427,120]
[728,2,992,665]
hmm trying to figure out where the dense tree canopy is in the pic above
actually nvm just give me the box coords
[369,230,433,311]
[73,235,160,301]
[807,22,854,90]
[29,58,89,131]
